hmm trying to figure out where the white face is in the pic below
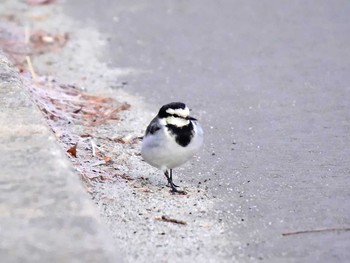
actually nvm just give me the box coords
[165,116,190,127]
[159,106,191,127]
[165,107,190,118]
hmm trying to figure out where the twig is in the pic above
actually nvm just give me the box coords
[25,56,37,83]
[90,138,104,156]
[156,215,187,225]
[91,160,110,167]
[282,227,350,236]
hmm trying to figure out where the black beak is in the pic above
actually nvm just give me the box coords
[187,116,197,121]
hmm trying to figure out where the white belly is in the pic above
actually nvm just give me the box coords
[141,124,203,171]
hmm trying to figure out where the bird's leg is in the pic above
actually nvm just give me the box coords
[164,170,186,194]
[169,169,179,188]
[164,170,173,187]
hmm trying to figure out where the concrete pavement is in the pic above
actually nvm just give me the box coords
[0,52,122,262]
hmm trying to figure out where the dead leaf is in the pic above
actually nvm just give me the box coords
[104,156,112,162]
[30,31,68,53]
[114,135,139,144]
[67,143,78,157]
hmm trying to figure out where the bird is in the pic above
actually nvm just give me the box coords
[141,102,203,194]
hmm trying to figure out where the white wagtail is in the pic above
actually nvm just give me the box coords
[141,102,203,194]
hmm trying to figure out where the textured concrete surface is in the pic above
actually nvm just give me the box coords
[64,0,350,262]
[0,53,122,262]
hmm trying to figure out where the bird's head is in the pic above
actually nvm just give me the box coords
[158,102,196,127]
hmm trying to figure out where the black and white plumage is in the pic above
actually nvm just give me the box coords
[141,102,203,194]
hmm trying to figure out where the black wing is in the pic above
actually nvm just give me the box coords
[145,117,161,136]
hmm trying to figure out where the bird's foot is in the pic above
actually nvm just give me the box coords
[166,182,180,188]
[170,186,187,195]
[164,170,185,194]
[170,189,187,195]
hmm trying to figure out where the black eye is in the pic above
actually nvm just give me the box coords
[172,114,185,119]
